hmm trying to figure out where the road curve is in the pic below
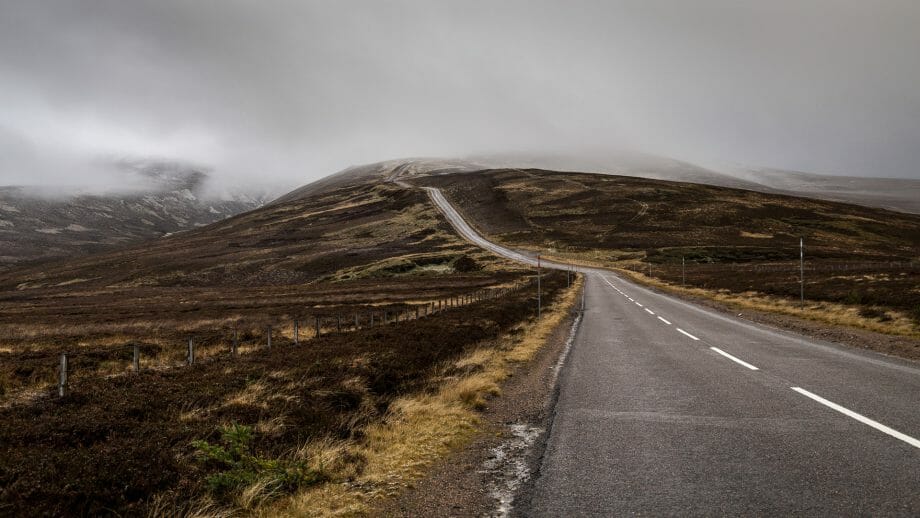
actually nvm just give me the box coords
[424,186,920,516]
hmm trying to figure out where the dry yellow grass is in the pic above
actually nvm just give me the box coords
[527,251,920,339]
[615,269,920,339]
[739,230,773,239]
[249,274,584,517]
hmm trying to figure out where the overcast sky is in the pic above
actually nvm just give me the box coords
[1,0,918,188]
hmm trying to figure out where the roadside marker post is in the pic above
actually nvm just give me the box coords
[187,337,195,366]
[293,320,299,345]
[537,255,542,318]
[315,317,321,338]
[800,238,805,309]
[132,344,140,373]
[232,330,239,356]
[267,325,272,349]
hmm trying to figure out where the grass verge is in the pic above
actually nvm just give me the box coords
[529,250,920,341]
[263,274,583,517]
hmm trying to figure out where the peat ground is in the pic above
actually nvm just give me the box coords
[420,169,920,335]
[0,272,567,516]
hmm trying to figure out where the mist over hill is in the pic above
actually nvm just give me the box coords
[0,160,279,269]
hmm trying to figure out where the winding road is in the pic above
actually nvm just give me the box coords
[423,186,920,516]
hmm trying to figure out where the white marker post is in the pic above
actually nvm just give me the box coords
[800,238,805,309]
[537,255,542,318]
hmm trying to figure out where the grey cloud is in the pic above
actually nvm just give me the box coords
[0,0,918,189]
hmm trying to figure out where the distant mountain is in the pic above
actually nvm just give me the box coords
[0,160,275,269]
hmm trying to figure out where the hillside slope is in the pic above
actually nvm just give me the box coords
[0,161,272,269]
[418,168,920,332]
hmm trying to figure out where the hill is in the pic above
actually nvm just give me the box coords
[464,153,920,215]
[0,160,273,269]
[417,168,920,336]
[0,166,558,516]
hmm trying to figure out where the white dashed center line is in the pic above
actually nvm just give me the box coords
[676,328,699,341]
[644,308,655,315]
[635,302,643,307]
[657,316,671,325]
[792,387,920,449]
[710,347,759,370]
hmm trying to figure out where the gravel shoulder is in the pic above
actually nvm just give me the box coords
[379,289,582,517]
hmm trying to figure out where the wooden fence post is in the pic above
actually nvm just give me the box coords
[315,317,321,338]
[58,353,68,398]
[232,330,238,356]
[355,312,359,330]
[294,320,299,345]
[132,344,139,373]
[267,325,272,349]
[187,337,195,366]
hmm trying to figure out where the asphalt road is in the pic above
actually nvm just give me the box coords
[424,186,920,516]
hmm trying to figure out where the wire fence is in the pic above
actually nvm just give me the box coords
[3,277,548,400]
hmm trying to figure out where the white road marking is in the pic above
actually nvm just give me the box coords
[676,328,699,341]
[791,387,920,449]
[658,316,672,325]
[644,308,655,315]
[710,347,759,370]
[635,302,643,307]
[628,298,634,302]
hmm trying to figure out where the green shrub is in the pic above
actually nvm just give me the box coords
[858,306,891,322]
[453,255,481,272]
[192,423,327,496]
[911,305,920,325]
[845,290,864,305]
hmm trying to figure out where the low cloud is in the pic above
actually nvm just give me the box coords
[1,0,918,190]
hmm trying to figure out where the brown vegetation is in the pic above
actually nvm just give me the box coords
[0,267,567,516]
[420,169,920,337]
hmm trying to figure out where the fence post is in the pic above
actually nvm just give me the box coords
[315,317,321,338]
[800,237,805,309]
[232,330,239,356]
[294,320,299,345]
[337,317,341,333]
[370,312,375,327]
[267,325,272,349]
[416,306,420,320]
[355,312,359,330]
[187,337,195,366]
[132,344,139,373]
[537,264,542,318]
[58,353,68,398]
